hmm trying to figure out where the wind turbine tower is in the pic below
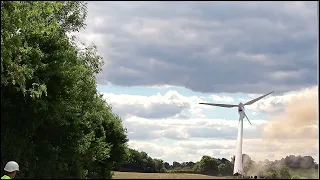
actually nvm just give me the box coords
[199,91,274,176]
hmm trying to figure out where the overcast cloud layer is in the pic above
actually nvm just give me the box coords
[75,1,318,94]
[74,1,318,164]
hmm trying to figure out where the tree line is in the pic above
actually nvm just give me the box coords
[1,1,318,179]
[116,148,318,179]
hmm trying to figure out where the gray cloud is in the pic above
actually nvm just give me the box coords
[78,1,317,93]
[101,91,205,119]
[178,142,236,150]
[187,124,264,140]
[124,121,165,140]
[111,103,189,119]
[123,118,266,141]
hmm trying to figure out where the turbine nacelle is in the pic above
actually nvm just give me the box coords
[238,102,245,112]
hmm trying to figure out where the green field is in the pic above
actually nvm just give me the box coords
[112,172,234,179]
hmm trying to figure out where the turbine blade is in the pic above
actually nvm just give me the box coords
[199,103,238,108]
[244,91,274,105]
[243,111,252,125]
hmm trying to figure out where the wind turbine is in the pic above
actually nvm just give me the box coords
[199,91,274,176]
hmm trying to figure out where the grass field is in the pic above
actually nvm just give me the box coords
[112,172,235,179]
[112,169,319,179]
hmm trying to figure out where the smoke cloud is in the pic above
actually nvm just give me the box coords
[245,86,318,177]
[243,86,318,177]
[262,86,318,162]
[263,86,318,140]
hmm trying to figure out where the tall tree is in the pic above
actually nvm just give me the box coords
[1,1,127,179]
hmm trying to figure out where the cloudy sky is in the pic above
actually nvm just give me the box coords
[74,1,318,164]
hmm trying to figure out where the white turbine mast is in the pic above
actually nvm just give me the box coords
[199,91,274,176]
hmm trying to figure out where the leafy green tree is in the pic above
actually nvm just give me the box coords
[154,159,165,173]
[164,162,170,170]
[196,156,219,175]
[264,164,278,179]
[172,161,181,169]
[218,163,228,175]
[1,1,127,179]
[193,162,201,172]
[1,1,87,98]
[279,166,291,179]
[225,161,234,175]
[120,148,162,173]
[299,156,315,169]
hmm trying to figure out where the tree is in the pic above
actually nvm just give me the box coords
[1,1,87,98]
[121,148,144,172]
[224,160,234,175]
[218,163,228,175]
[186,161,195,169]
[279,166,291,179]
[284,155,301,169]
[172,161,181,169]
[164,162,170,170]
[300,156,315,169]
[1,1,127,179]
[220,158,229,164]
[154,159,165,173]
[196,156,219,175]
[119,148,165,173]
